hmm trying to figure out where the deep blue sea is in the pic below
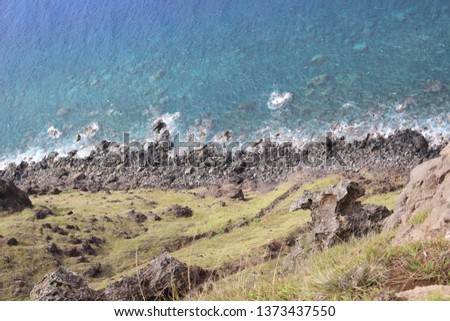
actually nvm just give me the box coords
[0,0,449,166]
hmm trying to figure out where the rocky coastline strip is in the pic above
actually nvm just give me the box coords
[0,129,445,195]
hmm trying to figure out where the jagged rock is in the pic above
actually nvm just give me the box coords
[0,179,33,213]
[104,254,209,300]
[45,242,62,255]
[152,119,167,133]
[290,180,391,249]
[164,205,193,218]
[384,143,450,244]
[125,209,148,223]
[0,130,442,194]
[65,247,82,258]
[30,267,97,301]
[81,242,96,256]
[72,172,86,181]
[230,189,245,201]
[149,212,162,221]
[84,263,102,278]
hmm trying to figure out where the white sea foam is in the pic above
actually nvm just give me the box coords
[47,126,62,139]
[267,91,293,110]
[0,112,448,171]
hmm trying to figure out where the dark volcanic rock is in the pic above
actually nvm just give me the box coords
[290,180,392,249]
[44,242,62,255]
[81,242,96,256]
[230,189,245,201]
[0,129,445,194]
[149,212,162,221]
[164,205,193,218]
[104,254,209,300]
[0,179,33,212]
[125,209,148,223]
[52,226,68,236]
[84,263,102,278]
[35,209,53,220]
[65,247,82,257]
[30,267,98,301]
[7,237,19,246]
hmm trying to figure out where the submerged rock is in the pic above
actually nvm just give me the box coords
[0,179,33,213]
[309,53,326,65]
[267,91,293,110]
[307,74,331,88]
[290,180,391,249]
[352,41,368,52]
[56,107,70,117]
[30,267,98,301]
[47,126,62,139]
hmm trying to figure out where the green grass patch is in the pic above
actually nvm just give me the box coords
[363,190,401,211]
[408,209,431,225]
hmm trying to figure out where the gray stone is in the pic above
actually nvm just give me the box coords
[30,267,97,301]
[104,254,209,301]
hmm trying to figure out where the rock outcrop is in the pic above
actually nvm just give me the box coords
[0,179,33,213]
[104,254,209,300]
[30,267,98,301]
[384,143,450,244]
[396,285,450,301]
[290,180,391,249]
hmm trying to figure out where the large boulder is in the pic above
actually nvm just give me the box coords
[30,267,98,301]
[384,143,450,244]
[104,254,209,300]
[0,179,33,213]
[290,180,391,249]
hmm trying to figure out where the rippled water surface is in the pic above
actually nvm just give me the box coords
[0,0,449,164]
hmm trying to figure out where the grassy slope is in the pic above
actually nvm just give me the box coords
[1,175,448,301]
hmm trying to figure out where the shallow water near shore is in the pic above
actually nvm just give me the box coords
[0,0,449,167]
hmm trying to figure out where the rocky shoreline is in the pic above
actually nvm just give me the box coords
[0,129,444,195]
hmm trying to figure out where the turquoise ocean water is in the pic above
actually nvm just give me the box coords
[0,0,449,166]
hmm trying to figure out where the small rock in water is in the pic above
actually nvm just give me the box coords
[89,78,100,86]
[352,41,368,52]
[307,74,331,88]
[152,119,167,133]
[81,123,99,137]
[56,107,70,117]
[150,69,166,82]
[238,101,257,111]
[309,53,326,65]
[423,80,443,93]
[267,91,293,110]
[395,96,415,113]
[47,126,62,139]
